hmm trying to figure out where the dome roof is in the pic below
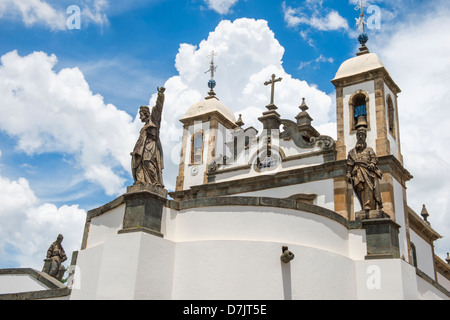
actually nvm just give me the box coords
[181,96,236,124]
[332,52,387,81]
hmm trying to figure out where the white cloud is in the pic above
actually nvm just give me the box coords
[0,174,85,269]
[0,50,137,196]
[369,1,450,258]
[0,0,67,30]
[151,18,333,191]
[298,54,334,70]
[282,1,349,31]
[0,0,109,30]
[204,0,239,15]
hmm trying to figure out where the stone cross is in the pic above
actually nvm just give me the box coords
[264,74,283,107]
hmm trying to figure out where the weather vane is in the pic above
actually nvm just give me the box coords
[355,0,370,46]
[205,50,218,97]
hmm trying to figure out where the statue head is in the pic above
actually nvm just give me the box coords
[356,127,367,150]
[56,234,63,243]
[139,106,150,123]
[356,127,367,141]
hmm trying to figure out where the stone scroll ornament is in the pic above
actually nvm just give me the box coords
[42,234,67,281]
[347,127,385,219]
[131,87,165,187]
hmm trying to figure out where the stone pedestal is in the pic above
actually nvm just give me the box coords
[362,218,401,260]
[118,184,168,238]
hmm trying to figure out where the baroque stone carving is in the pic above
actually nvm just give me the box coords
[131,87,165,187]
[42,234,67,281]
[280,119,335,151]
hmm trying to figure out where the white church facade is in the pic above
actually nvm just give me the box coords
[65,44,450,300]
[1,40,449,301]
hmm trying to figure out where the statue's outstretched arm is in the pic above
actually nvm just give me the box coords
[151,87,165,128]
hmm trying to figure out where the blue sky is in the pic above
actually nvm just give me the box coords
[0,0,449,270]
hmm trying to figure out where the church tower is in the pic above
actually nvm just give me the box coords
[175,51,237,191]
[331,6,414,261]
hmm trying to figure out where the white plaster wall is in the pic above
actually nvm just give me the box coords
[171,241,357,300]
[70,205,449,300]
[384,83,400,159]
[167,206,362,259]
[214,154,324,184]
[279,138,321,157]
[392,179,409,259]
[183,121,210,189]
[355,259,418,300]
[0,274,50,294]
[70,244,104,300]
[86,204,125,249]
[417,275,449,300]
[436,272,450,292]
[409,229,435,279]
[235,179,335,211]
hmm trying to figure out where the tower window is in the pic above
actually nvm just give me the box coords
[350,91,370,131]
[387,95,396,138]
[191,130,203,164]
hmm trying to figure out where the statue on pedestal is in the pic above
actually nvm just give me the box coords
[347,127,385,219]
[42,234,67,281]
[131,87,165,188]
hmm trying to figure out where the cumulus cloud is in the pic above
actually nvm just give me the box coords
[150,18,333,190]
[204,0,239,15]
[0,0,67,30]
[0,50,137,196]
[282,1,349,31]
[369,1,450,258]
[0,0,109,30]
[0,174,85,269]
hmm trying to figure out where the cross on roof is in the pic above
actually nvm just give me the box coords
[205,50,218,80]
[264,74,282,108]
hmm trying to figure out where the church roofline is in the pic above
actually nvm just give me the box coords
[407,206,442,242]
[331,66,401,95]
[179,109,238,129]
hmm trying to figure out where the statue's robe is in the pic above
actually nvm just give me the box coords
[132,91,165,187]
[347,146,383,211]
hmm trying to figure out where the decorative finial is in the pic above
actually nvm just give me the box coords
[355,0,370,55]
[236,114,245,127]
[299,98,309,112]
[205,50,218,98]
[446,253,450,265]
[296,97,313,127]
[264,74,283,110]
[420,204,430,224]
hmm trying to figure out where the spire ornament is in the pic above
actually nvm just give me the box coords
[205,50,218,99]
[355,0,370,55]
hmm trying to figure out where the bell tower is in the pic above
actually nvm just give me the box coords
[331,46,403,164]
[175,51,237,192]
[330,3,410,227]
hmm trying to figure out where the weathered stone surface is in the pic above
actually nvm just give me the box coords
[362,218,400,260]
[119,185,168,237]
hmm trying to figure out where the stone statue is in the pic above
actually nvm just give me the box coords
[347,127,384,218]
[42,234,67,281]
[131,87,165,187]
